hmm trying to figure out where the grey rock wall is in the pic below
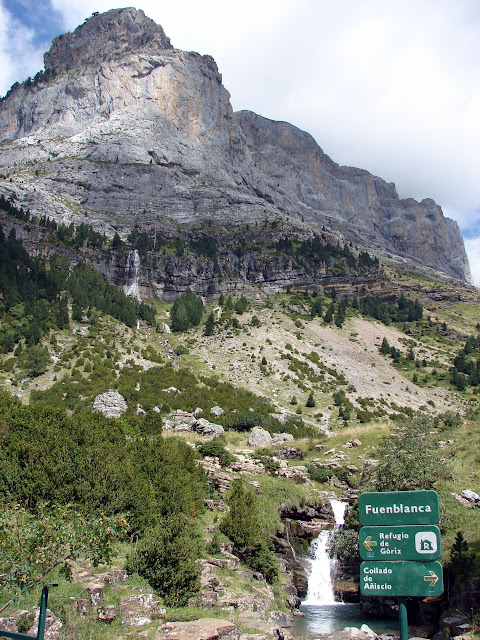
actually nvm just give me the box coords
[0,8,472,285]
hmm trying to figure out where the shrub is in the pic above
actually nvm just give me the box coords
[174,344,189,356]
[22,344,50,377]
[245,540,278,583]
[170,290,204,332]
[220,480,262,548]
[254,455,280,475]
[374,416,440,491]
[356,409,374,423]
[328,528,360,567]
[306,464,331,483]
[228,411,264,432]
[126,516,202,606]
[198,440,234,468]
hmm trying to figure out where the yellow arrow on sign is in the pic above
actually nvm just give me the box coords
[424,571,439,587]
[363,536,378,552]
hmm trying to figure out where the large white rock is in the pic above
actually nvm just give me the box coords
[92,390,127,418]
[247,427,273,447]
[194,418,224,437]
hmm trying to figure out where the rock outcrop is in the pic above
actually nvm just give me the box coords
[92,390,127,418]
[0,8,472,285]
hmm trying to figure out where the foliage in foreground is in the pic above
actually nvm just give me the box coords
[0,392,206,533]
[0,503,126,609]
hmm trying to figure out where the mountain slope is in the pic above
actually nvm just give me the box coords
[0,7,472,286]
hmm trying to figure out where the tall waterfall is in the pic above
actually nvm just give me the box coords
[302,499,347,606]
[123,250,141,301]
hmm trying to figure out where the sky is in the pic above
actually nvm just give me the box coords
[0,0,479,286]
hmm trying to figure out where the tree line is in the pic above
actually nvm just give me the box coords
[0,226,155,357]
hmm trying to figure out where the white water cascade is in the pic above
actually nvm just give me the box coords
[123,250,141,301]
[302,499,347,606]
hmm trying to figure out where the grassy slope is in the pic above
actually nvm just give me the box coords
[0,271,479,635]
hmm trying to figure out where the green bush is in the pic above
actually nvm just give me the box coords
[245,540,278,583]
[306,464,332,483]
[254,455,280,475]
[374,416,440,491]
[220,480,277,583]
[228,411,264,432]
[306,391,315,407]
[170,290,204,332]
[356,409,374,423]
[174,344,189,356]
[328,528,360,567]
[198,440,234,468]
[126,516,202,606]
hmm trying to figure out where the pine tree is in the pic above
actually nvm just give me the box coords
[306,391,315,407]
[324,303,334,324]
[204,312,214,336]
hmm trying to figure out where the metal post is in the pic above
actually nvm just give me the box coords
[399,596,408,640]
[36,587,48,640]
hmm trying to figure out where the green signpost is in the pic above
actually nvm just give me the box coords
[358,491,443,640]
[360,560,444,597]
[358,490,440,526]
[360,525,441,561]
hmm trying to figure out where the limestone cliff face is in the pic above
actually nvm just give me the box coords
[234,111,472,283]
[0,8,472,284]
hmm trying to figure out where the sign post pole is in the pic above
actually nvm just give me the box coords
[399,596,408,640]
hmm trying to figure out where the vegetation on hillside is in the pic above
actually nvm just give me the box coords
[0,202,479,633]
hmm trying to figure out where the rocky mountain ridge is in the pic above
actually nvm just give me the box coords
[0,7,472,288]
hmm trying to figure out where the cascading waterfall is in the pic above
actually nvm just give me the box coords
[302,498,347,606]
[293,498,399,637]
[123,250,141,301]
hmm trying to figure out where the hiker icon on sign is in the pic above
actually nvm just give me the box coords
[415,531,437,554]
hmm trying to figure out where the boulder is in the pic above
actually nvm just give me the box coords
[271,433,294,444]
[330,628,374,640]
[85,583,104,607]
[275,446,304,460]
[97,605,116,623]
[28,608,63,640]
[92,390,127,418]
[269,611,291,628]
[210,406,225,417]
[461,489,480,506]
[119,592,163,627]
[247,427,273,447]
[451,493,474,509]
[77,599,90,616]
[194,418,225,437]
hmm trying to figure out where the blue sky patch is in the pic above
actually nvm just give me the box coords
[4,0,64,47]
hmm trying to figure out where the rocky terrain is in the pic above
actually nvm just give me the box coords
[0,7,472,286]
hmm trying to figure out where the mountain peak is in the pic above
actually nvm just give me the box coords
[43,7,173,74]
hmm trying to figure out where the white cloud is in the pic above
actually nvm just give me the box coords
[0,3,46,95]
